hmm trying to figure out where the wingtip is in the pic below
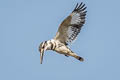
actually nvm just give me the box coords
[73,3,79,11]
[80,2,83,4]
[73,2,87,12]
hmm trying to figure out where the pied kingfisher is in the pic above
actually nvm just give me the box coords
[39,2,87,64]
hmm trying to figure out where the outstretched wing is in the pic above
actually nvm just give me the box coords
[54,2,87,45]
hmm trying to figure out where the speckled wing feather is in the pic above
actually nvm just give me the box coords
[54,2,87,45]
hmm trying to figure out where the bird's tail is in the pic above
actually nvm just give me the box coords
[75,56,84,61]
[69,52,84,61]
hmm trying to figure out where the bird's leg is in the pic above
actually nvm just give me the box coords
[68,51,84,61]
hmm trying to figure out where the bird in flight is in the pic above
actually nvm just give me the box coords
[39,2,87,64]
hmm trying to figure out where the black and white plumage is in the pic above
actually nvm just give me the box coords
[39,2,87,64]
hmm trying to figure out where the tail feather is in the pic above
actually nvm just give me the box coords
[68,52,84,62]
[77,56,84,61]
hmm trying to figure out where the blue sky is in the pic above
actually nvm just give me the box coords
[0,0,120,80]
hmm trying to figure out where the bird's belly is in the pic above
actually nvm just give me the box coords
[54,46,70,54]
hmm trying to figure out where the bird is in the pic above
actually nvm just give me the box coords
[39,2,87,64]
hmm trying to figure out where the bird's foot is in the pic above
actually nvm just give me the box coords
[65,55,69,57]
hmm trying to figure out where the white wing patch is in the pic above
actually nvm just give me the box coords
[71,13,81,24]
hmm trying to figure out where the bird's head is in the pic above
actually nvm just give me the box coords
[39,41,47,64]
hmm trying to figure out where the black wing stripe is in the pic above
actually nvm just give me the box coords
[78,2,83,9]
[79,4,85,9]
[73,2,87,13]
[74,3,79,11]
[81,7,87,11]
